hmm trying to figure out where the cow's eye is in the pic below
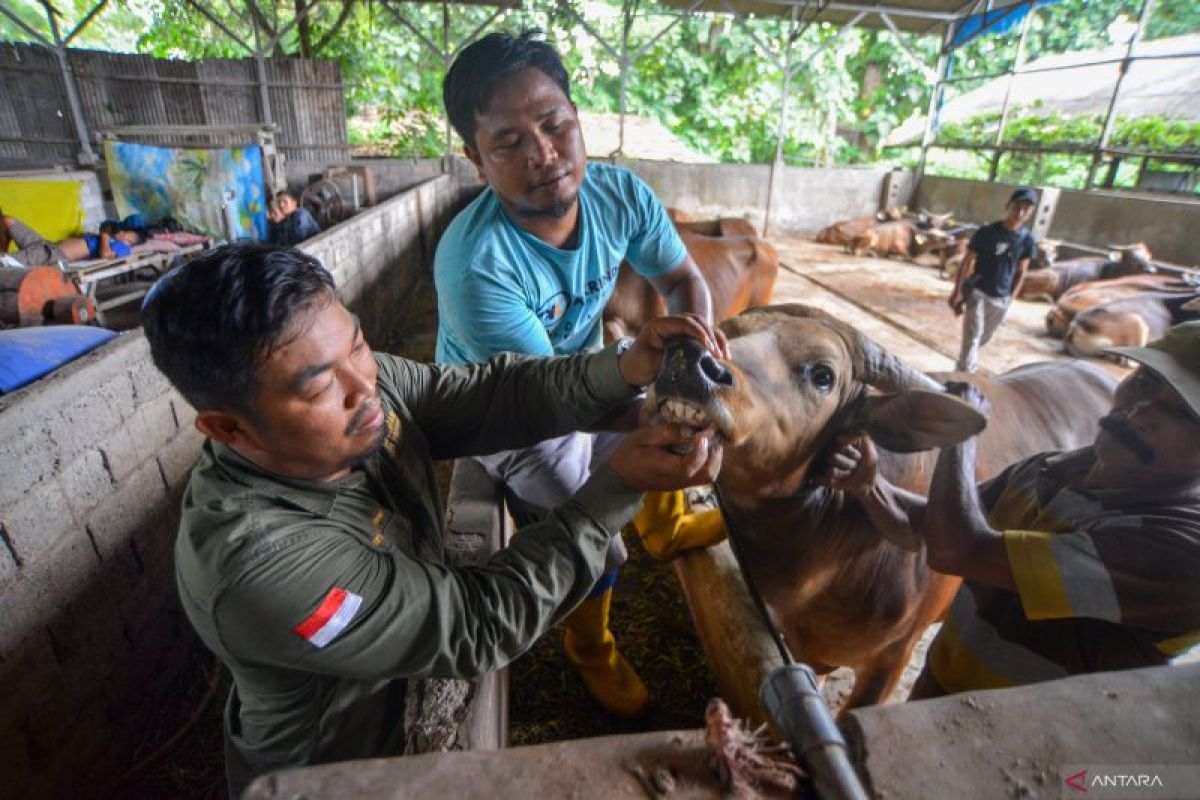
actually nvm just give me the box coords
[811,364,836,391]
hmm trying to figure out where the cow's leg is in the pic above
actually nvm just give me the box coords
[842,634,920,710]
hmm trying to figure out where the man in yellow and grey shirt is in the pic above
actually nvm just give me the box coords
[823,321,1200,696]
[141,243,726,795]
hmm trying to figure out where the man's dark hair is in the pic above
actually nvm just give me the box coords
[443,29,571,148]
[141,243,335,415]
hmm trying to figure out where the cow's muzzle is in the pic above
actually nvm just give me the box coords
[654,335,734,405]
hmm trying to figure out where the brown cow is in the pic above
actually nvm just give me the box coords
[667,207,759,239]
[814,207,907,246]
[648,304,1116,708]
[848,219,914,258]
[1019,243,1154,301]
[1065,290,1200,357]
[1046,273,1197,338]
[603,222,779,340]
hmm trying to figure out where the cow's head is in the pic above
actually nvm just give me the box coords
[917,209,954,230]
[1110,242,1154,274]
[1034,238,1059,269]
[647,305,986,501]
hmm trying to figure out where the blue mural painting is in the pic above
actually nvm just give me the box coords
[105,141,268,240]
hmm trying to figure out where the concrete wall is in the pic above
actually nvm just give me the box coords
[619,158,912,234]
[284,158,472,205]
[915,175,1200,267]
[0,174,463,798]
[0,332,204,799]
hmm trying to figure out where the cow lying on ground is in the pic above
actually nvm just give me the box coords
[1045,273,1198,337]
[844,210,956,261]
[1019,243,1154,301]
[648,304,1116,709]
[1065,289,1200,357]
[815,208,904,246]
[603,216,779,340]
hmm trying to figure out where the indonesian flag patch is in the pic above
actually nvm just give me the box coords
[293,587,363,648]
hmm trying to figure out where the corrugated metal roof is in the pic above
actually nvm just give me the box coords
[886,34,1200,145]
[656,0,1024,35]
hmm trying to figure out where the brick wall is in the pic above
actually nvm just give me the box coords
[0,173,464,797]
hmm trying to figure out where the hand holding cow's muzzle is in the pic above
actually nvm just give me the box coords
[618,315,729,388]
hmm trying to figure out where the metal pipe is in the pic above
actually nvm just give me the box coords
[617,0,631,157]
[991,1,1036,181]
[40,0,97,165]
[64,0,109,45]
[787,10,864,79]
[1087,0,1155,188]
[764,7,798,238]
[185,0,252,52]
[761,665,870,800]
[879,12,937,82]
[915,21,954,189]
[0,3,51,44]
[252,19,273,125]
[443,0,452,158]
[721,0,960,22]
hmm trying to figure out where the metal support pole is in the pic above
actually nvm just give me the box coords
[443,0,452,158]
[764,7,798,238]
[252,19,274,125]
[787,11,865,79]
[40,0,97,165]
[186,0,252,52]
[0,3,50,43]
[616,1,634,157]
[992,0,1036,174]
[916,21,954,189]
[1087,0,1154,189]
[65,0,109,45]
[879,12,937,82]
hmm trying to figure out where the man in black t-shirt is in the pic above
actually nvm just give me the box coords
[949,187,1037,372]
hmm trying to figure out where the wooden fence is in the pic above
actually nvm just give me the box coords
[0,43,349,168]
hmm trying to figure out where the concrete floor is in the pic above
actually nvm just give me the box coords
[768,238,1129,381]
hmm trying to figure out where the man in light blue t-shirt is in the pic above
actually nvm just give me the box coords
[435,30,718,719]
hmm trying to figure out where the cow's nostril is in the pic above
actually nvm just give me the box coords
[699,354,734,387]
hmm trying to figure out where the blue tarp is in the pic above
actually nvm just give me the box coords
[105,140,269,241]
[0,326,116,394]
[950,2,1037,50]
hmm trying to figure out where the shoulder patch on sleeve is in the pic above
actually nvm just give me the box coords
[293,587,363,648]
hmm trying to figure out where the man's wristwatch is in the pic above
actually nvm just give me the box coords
[614,336,644,388]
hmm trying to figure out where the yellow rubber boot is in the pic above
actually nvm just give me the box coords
[632,490,726,562]
[563,587,652,719]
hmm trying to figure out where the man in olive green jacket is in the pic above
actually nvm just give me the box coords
[141,243,725,796]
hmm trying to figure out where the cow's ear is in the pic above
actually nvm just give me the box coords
[861,389,986,452]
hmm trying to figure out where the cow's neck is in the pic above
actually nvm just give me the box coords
[718,446,926,579]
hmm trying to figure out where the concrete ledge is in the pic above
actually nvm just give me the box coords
[410,458,512,754]
[842,664,1200,799]
[245,729,718,799]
